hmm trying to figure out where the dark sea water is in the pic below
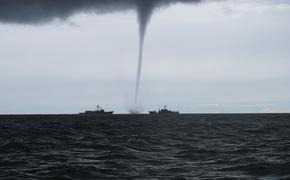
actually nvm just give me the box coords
[0,114,290,179]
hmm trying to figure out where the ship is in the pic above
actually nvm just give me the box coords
[79,105,114,115]
[149,105,179,115]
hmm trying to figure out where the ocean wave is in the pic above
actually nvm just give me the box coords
[0,114,290,179]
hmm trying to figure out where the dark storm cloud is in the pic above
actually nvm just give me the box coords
[0,0,201,24]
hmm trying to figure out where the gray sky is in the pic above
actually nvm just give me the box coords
[0,0,290,114]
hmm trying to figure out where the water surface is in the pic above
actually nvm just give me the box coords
[0,114,290,179]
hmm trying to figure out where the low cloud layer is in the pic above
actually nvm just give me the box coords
[0,0,201,25]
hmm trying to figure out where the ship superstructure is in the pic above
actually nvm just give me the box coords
[149,106,179,115]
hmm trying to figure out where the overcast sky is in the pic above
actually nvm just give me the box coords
[0,0,290,114]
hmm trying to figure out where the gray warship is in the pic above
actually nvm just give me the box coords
[79,105,114,115]
[149,106,179,115]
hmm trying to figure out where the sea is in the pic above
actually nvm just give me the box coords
[0,114,290,179]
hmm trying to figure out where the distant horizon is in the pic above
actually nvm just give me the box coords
[1,112,290,115]
[1,106,290,115]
